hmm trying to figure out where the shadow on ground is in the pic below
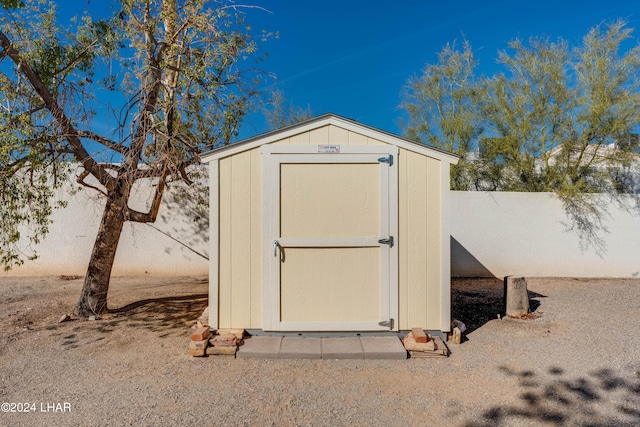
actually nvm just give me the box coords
[53,293,208,350]
[45,292,208,351]
[466,366,640,426]
[102,293,208,337]
[451,278,545,335]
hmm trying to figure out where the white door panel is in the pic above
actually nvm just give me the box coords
[262,145,398,331]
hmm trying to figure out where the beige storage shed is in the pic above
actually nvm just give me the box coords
[201,114,459,335]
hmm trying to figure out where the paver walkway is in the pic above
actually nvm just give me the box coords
[236,336,407,360]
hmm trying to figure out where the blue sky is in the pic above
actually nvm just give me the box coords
[51,0,639,141]
[242,0,639,137]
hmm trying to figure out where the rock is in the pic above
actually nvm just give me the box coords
[197,307,209,326]
[216,329,245,339]
[189,339,208,357]
[88,315,97,321]
[206,346,237,356]
[452,327,461,344]
[59,314,72,323]
[189,339,208,350]
[452,319,466,333]
[209,335,240,347]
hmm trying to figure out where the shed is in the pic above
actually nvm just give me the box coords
[201,114,459,335]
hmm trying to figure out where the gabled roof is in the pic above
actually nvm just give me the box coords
[200,113,460,164]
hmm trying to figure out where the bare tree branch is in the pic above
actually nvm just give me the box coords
[76,169,108,197]
[0,29,116,192]
[77,130,129,155]
[126,172,167,223]
[52,39,99,77]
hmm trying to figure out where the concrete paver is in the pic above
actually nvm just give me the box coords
[279,337,322,359]
[321,337,363,359]
[236,336,282,359]
[236,335,408,360]
[360,336,407,360]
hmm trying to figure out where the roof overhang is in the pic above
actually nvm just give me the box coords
[200,113,460,164]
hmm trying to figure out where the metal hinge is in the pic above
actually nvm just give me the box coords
[378,319,394,329]
[378,236,394,247]
[378,155,394,166]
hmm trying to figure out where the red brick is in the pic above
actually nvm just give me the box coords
[411,328,428,343]
[191,326,211,341]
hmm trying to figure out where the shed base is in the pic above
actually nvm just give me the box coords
[245,329,447,341]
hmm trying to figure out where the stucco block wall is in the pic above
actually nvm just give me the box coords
[450,191,640,278]
[6,178,638,282]
[1,178,209,278]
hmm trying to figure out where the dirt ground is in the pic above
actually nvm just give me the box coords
[0,276,639,426]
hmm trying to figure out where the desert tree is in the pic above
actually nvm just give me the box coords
[0,0,272,315]
[401,39,485,190]
[402,21,640,251]
[262,87,314,130]
[482,21,640,249]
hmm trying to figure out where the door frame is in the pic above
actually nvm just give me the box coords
[261,144,399,331]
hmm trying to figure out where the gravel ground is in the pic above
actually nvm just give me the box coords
[0,276,638,426]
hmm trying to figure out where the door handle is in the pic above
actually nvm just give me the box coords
[378,319,394,330]
[378,236,394,248]
[273,240,281,257]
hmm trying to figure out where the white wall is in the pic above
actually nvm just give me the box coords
[3,179,639,278]
[1,179,209,278]
[450,191,640,278]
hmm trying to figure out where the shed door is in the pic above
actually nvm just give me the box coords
[262,145,398,331]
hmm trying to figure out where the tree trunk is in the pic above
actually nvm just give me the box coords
[75,191,127,317]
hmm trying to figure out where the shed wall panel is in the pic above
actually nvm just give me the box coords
[348,130,368,145]
[290,132,309,145]
[269,126,388,148]
[367,137,385,145]
[218,148,263,329]
[398,148,409,330]
[250,148,262,327]
[406,150,428,328]
[425,157,442,327]
[397,149,443,330]
[310,126,329,145]
[230,152,252,327]
[218,158,232,327]
[329,125,349,145]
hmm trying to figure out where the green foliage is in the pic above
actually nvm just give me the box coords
[402,20,640,251]
[0,0,271,269]
[401,40,484,190]
[0,0,23,9]
[0,124,69,269]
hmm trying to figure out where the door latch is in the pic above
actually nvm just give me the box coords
[378,236,394,247]
[273,240,281,257]
[377,155,394,166]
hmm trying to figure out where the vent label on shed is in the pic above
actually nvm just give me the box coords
[318,144,340,153]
